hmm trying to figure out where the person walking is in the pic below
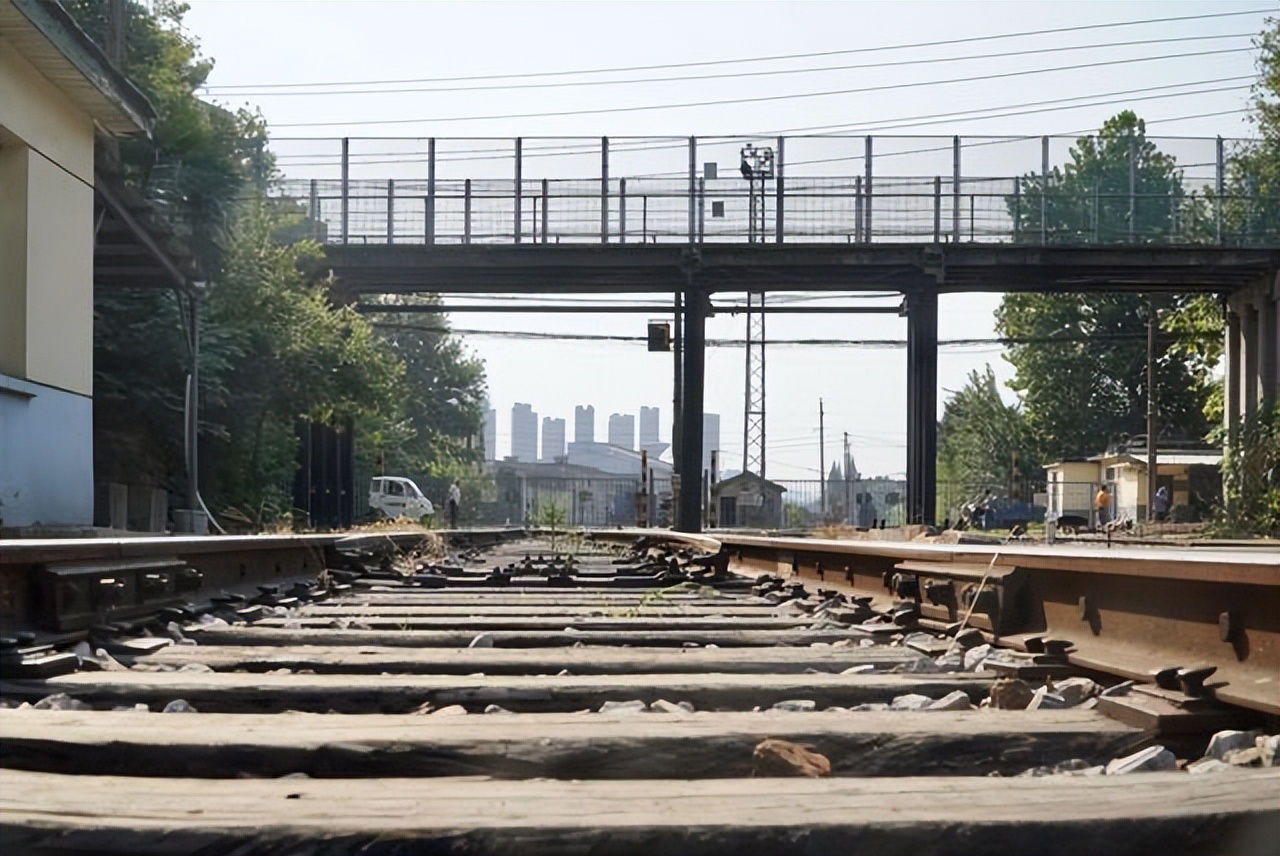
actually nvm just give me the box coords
[1153,485,1171,522]
[1094,484,1111,530]
[447,480,461,530]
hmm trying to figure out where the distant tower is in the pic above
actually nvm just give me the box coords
[482,405,497,462]
[607,413,635,450]
[541,417,566,461]
[511,403,538,462]
[574,405,595,444]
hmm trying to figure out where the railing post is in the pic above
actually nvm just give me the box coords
[340,137,349,244]
[307,178,318,238]
[1040,135,1049,246]
[854,175,863,242]
[688,136,697,244]
[1128,138,1137,242]
[933,176,941,242]
[775,135,785,243]
[514,137,523,244]
[1013,176,1021,242]
[464,178,472,244]
[952,136,961,243]
[426,138,436,245]
[1215,136,1225,245]
[386,179,395,244]
[619,177,627,244]
[863,136,873,242]
[698,177,706,243]
[541,178,549,244]
[601,136,609,244]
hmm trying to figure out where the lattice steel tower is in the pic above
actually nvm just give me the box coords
[740,144,773,478]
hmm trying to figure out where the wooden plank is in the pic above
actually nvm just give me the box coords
[0,672,992,714]
[246,616,813,631]
[184,627,875,648]
[2,768,1275,856]
[0,708,1142,779]
[137,643,922,675]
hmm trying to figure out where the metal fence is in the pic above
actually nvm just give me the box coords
[259,134,1276,247]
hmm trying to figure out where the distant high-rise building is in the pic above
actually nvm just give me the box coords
[703,413,721,476]
[607,413,635,450]
[639,406,660,447]
[574,405,595,443]
[511,403,538,462]
[482,406,497,462]
[541,417,566,461]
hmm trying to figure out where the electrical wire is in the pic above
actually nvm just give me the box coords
[271,47,1255,127]
[201,8,1273,90]
[205,33,1253,97]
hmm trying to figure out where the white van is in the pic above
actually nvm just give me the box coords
[368,477,434,520]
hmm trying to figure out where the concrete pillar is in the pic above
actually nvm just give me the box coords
[906,289,939,525]
[1243,305,1260,423]
[1261,276,1279,412]
[1225,309,1243,448]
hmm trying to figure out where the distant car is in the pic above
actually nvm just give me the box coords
[368,477,434,520]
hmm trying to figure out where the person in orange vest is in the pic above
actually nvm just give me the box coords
[1094,484,1111,530]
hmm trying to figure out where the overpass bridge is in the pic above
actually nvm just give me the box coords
[269,133,1280,531]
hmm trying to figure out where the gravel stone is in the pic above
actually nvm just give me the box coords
[1105,745,1176,775]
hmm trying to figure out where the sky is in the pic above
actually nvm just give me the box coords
[182,0,1274,480]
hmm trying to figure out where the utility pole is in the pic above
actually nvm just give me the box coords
[843,432,851,525]
[1146,297,1159,522]
[818,399,826,517]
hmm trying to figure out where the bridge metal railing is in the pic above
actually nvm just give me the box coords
[263,134,1277,248]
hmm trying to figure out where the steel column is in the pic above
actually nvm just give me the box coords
[514,138,523,244]
[426,138,436,245]
[340,137,349,244]
[677,285,707,533]
[775,136,785,243]
[1244,306,1260,423]
[601,136,609,243]
[854,175,863,242]
[905,290,938,525]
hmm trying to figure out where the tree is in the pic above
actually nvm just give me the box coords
[997,114,1218,460]
[1011,111,1204,245]
[936,367,1039,508]
[201,204,405,523]
[1220,16,1280,246]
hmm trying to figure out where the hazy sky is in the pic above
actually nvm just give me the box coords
[184,0,1272,479]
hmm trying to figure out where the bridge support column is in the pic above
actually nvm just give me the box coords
[677,283,707,533]
[905,289,938,526]
[1225,270,1280,432]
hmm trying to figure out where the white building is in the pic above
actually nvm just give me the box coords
[607,413,635,450]
[574,404,594,443]
[1,0,154,528]
[703,412,721,476]
[540,417,565,461]
[510,402,537,462]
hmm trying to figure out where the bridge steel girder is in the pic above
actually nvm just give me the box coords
[323,244,1279,298]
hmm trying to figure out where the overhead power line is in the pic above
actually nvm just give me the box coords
[205,33,1252,97]
[201,8,1272,91]
[271,47,1255,128]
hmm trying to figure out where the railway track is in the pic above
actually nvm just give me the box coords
[1,532,1277,855]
